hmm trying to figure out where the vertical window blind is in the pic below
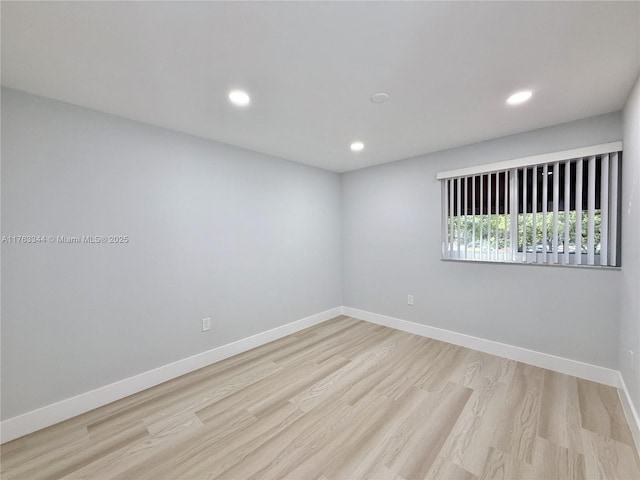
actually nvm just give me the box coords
[437,142,622,267]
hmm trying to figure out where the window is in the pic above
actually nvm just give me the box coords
[438,142,622,267]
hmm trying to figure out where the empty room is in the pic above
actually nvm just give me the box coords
[2,1,640,479]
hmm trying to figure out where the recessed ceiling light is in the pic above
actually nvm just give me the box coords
[350,141,364,152]
[228,90,250,107]
[371,92,390,104]
[506,90,533,105]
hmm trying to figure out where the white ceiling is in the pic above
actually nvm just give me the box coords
[2,1,639,173]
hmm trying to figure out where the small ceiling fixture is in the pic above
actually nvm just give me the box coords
[506,90,533,105]
[228,90,250,107]
[370,92,390,104]
[350,141,364,152]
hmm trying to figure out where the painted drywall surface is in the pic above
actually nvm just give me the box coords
[342,113,623,368]
[0,88,342,420]
[621,73,640,412]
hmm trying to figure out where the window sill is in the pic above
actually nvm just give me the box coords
[440,257,621,271]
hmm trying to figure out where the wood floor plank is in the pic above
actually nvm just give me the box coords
[4,420,148,480]
[288,334,400,412]
[217,393,389,479]
[269,318,366,367]
[139,359,283,427]
[538,370,584,454]
[413,342,469,393]
[260,392,394,480]
[438,376,510,475]
[109,402,302,480]
[581,428,640,480]
[478,447,537,480]
[186,403,306,479]
[2,316,639,480]
[448,350,517,391]
[531,436,586,480]
[578,379,636,447]
[194,355,348,422]
[338,333,431,406]
[60,413,205,479]
[0,422,89,471]
[384,383,473,479]
[491,362,545,464]
[425,456,477,480]
[318,387,431,479]
[61,332,296,435]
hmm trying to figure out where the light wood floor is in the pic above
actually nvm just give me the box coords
[2,316,639,479]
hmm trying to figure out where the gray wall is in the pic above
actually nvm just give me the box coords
[621,73,640,412]
[1,88,343,419]
[342,113,623,368]
[1,86,632,422]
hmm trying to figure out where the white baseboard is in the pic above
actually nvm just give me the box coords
[343,306,621,388]
[618,372,640,456]
[0,307,343,444]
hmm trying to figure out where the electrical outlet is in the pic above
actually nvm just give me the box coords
[202,317,211,332]
[407,295,414,306]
